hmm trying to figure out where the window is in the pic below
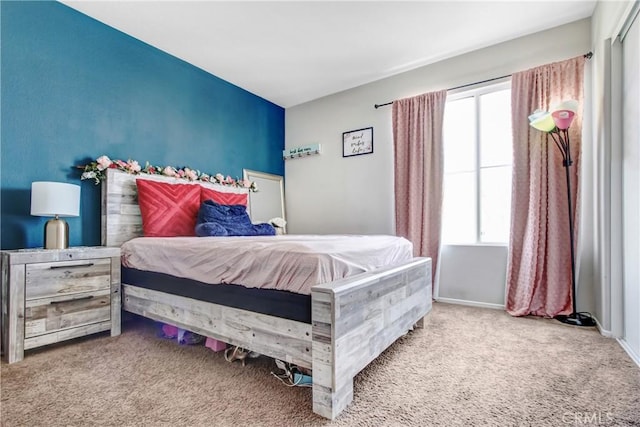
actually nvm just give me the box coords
[441,82,512,244]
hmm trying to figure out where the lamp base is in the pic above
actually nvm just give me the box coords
[44,216,69,249]
[555,312,596,327]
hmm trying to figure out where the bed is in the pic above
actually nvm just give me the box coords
[102,168,432,420]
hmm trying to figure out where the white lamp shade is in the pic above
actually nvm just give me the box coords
[551,99,579,114]
[31,181,81,217]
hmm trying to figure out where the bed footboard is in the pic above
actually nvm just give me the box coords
[123,285,313,368]
[311,257,432,420]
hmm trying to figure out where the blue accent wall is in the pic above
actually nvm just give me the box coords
[1,1,284,250]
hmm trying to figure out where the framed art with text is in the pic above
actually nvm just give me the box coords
[342,127,373,157]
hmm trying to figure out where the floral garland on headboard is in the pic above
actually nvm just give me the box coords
[78,155,258,191]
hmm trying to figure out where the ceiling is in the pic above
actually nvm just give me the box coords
[61,1,597,108]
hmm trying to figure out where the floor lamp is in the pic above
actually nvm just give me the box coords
[528,101,596,327]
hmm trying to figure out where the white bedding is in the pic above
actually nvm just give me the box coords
[121,234,413,295]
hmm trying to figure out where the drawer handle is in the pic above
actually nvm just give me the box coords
[50,295,94,305]
[49,263,95,270]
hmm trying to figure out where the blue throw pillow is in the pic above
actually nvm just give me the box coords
[196,200,276,236]
[195,222,228,237]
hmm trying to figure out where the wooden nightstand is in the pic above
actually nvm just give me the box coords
[1,246,121,363]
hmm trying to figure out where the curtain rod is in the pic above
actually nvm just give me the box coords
[373,51,593,109]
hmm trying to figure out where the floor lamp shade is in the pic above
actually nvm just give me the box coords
[30,181,81,249]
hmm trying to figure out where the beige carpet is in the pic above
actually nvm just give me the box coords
[1,303,639,427]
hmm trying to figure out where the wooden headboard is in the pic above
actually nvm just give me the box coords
[101,169,249,247]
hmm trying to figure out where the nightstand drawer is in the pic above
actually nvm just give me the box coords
[25,258,111,300]
[25,289,111,338]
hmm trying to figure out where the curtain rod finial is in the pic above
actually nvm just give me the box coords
[584,51,593,59]
[374,101,393,109]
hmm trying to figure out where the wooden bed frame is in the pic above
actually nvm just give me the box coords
[102,168,432,420]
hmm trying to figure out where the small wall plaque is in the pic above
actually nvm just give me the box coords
[342,127,373,157]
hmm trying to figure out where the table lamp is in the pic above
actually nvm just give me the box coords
[30,181,81,249]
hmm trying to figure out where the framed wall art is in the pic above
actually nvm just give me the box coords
[342,127,373,157]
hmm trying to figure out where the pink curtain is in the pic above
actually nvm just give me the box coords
[506,56,585,317]
[392,90,447,282]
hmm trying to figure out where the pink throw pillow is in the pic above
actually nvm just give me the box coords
[200,187,248,207]
[136,179,200,237]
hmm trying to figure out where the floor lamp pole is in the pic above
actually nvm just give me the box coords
[550,128,595,327]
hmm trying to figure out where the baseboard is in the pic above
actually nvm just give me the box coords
[594,317,613,338]
[434,297,505,310]
[591,318,640,367]
[594,320,640,367]
[617,338,640,368]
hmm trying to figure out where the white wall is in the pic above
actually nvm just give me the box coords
[591,0,635,335]
[437,245,508,308]
[591,0,640,366]
[621,9,640,364]
[285,19,592,307]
